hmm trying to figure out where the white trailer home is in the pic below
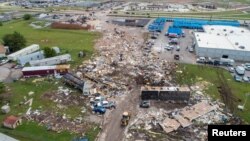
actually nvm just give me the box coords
[29,54,71,66]
[17,51,44,66]
[7,44,40,61]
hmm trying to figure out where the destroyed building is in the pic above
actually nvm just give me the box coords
[141,86,190,101]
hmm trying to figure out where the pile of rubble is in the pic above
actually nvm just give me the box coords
[25,87,91,134]
[77,24,176,97]
[126,84,237,141]
[28,110,90,134]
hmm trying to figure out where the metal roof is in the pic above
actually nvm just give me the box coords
[195,25,250,51]
[22,66,56,71]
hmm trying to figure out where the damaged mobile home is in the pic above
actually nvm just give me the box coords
[29,54,71,66]
[22,65,70,77]
[7,44,40,61]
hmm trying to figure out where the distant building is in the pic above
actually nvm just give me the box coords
[3,115,22,129]
[22,65,70,77]
[29,54,71,66]
[17,51,44,66]
[7,44,40,61]
[0,133,19,141]
[0,44,6,58]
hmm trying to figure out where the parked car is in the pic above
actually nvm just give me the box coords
[165,45,173,51]
[176,46,180,51]
[244,63,250,71]
[140,100,150,108]
[189,47,194,52]
[235,66,245,75]
[196,57,206,63]
[228,67,235,73]
[213,60,220,66]
[234,75,242,82]
[243,76,249,82]
[90,96,105,105]
[102,101,116,109]
[220,58,234,66]
[174,54,180,60]
[93,106,106,114]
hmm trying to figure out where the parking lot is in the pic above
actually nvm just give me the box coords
[147,22,250,83]
[151,22,197,64]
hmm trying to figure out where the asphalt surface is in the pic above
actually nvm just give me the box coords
[152,22,197,64]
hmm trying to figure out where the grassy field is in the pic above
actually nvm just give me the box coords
[0,78,94,141]
[0,20,99,67]
[110,10,250,20]
[0,20,100,140]
[175,64,250,123]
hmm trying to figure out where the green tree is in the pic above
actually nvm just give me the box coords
[23,14,32,20]
[44,47,56,58]
[2,31,27,52]
[0,22,3,26]
[0,82,4,94]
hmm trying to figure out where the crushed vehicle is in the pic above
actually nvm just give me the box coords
[93,106,106,114]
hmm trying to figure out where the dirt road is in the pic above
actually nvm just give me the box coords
[98,85,140,141]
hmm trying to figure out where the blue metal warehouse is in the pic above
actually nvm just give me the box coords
[170,18,240,29]
[166,26,183,37]
[148,17,166,32]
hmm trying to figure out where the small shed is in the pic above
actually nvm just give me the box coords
[1,105,10,114]
[3,115,22,129]
[52,46,60,54]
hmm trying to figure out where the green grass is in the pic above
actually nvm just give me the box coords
[175,64,250,123]
[0,20,100,140]
[0,121,75,141]
[0,20,99,67]
[85,125,101,141]
[0,74,96,141]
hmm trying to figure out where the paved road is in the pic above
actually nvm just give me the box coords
[98,85,140,141]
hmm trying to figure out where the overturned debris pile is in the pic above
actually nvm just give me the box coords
[126,87,236,141]
[77,25,176,97]
[25,87,91,134]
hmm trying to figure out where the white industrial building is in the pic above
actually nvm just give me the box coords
[194,25,250,61]
[29,54,71,66]
[7,44,40,61]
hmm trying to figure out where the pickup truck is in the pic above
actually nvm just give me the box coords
[102,101,116,109]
